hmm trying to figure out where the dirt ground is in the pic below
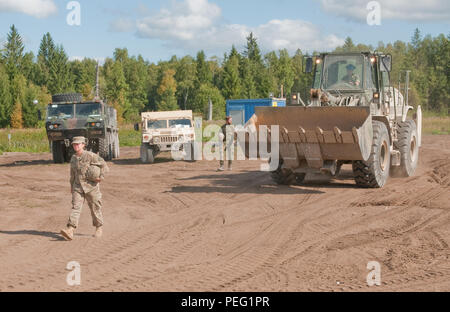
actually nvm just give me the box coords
[0,135,449,292]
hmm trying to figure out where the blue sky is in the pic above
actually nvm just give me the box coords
[0,0,448,63]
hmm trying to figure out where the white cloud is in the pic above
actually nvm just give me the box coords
[319,0,450,22]
[133,0,344,55]
[0,0,57,18]
[136,0,221,41]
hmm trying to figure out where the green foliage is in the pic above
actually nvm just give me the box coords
[157,68,178,111]
[0,128,49,153]
[192,84,225,119]
[2,25,24,80]
[0,65,12,127]
[0,25,448,132]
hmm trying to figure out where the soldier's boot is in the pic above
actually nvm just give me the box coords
[60,225,75,241]
[217,166,225,171]
[94,226,103,238]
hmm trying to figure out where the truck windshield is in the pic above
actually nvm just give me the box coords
[321,55,364,91]
[169,119,191,128]
[47,104,73,118]
[76,103,101,117]
[147,120,167,129]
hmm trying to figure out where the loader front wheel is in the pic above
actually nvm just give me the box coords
[271,158,296,185]
[391,120,419,177]
[352,121,391,188]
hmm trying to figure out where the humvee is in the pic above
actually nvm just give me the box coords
[44,93,119,163]
[135,110,195,163]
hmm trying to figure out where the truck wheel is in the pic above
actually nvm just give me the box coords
[52,141,65,164]
[51,93,82,103]
[99,136,111,160]
[391,120,419,177]
[140,144,155,164]
[353,121,391,188]
[271,158,296,185]
[64,144,74,162]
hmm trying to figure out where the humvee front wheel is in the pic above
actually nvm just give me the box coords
[140,144,155,164]
[391,120,419,177]
[352,121,391,188]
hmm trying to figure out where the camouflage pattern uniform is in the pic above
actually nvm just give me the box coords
[68,150,108,228]
[219,123,234,169]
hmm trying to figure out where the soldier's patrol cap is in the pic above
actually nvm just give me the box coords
[72,136,86,144]
[346,64,356,70]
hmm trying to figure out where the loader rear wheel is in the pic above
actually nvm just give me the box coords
[352,121,391,188]
[271,158,296,185]
[391,120,419,177]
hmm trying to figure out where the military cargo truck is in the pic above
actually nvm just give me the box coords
[135,110,195,163]
[45,93,119,163]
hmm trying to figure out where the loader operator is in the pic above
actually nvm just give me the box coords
[341,64,360,86]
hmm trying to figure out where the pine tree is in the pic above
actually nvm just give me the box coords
[2,25,25,80]
[47,45,72,94]
[195,50,212,86]
[37,32,56,86]
[222,54,242,99]
[104,59,130,123]
[10,99,23,128]
[0,65,12,127]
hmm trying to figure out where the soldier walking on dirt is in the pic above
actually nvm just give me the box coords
[218,116,234,171]
[60,136,109,241]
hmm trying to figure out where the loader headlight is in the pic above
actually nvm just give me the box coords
[153,137,160,144]
[315,58,321,64]
[49,125,54,130]
[370,56,376,63]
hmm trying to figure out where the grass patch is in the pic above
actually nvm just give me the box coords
[0,128,49,154]
[118,124,141,147]
[423,116,450,135]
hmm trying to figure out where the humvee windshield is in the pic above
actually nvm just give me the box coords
[48,104,73,118]
[169,119,191,128]
[318,55,364,91]
[148,120,167,129]
[76,103,101,117]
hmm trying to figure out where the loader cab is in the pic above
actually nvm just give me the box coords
[308,52,392,106]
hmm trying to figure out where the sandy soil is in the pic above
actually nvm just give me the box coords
[0,135,449,292]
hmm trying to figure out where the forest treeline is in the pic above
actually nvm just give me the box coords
[0,25,448,128]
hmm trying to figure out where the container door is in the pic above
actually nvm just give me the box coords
[230,109,245,126]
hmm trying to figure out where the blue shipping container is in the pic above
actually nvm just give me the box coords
[226,98,286,125]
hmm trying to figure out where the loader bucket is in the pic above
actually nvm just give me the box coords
[244,106,373,169]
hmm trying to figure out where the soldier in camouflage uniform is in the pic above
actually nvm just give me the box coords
[60,136,109,241]
[341,64,360,86]
[218,116,234,171]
